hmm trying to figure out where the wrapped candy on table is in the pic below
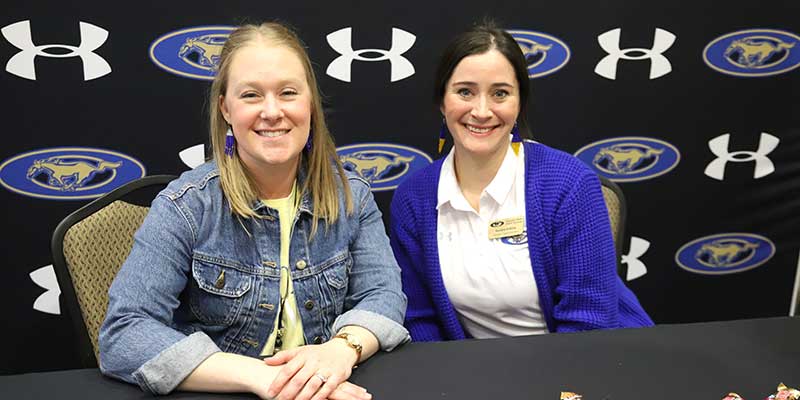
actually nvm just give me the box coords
[723,393,744,400]
[765,383,800,400]
[560,392,583,400]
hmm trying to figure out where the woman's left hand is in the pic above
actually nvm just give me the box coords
[264,341,363,400]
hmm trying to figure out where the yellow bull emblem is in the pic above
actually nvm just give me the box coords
[725,37,795,68]
[696,240,759,268]
[593,145,664,174]
[340,152,415,182]
[519,41,552,59]
[26,158,122,191]
[178,34,226,68]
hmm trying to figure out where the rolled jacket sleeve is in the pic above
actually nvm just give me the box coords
[133,332,220,394]
[332,309,409,351]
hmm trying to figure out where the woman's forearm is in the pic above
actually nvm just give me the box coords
[178,352,280,398]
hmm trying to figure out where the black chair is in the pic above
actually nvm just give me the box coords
[51,175,176,367]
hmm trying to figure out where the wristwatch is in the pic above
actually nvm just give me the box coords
[333,332,363,361]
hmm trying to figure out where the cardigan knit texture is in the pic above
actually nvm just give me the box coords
[389,141,653,341]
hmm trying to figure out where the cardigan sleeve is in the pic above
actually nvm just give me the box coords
[549,169,621,332]
[389,185,446,341]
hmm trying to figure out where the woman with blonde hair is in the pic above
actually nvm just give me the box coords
[100,22,408,400]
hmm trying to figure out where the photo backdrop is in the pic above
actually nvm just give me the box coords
[2,0,798,373]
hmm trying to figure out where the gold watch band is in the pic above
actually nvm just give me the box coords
[333,332,363,361]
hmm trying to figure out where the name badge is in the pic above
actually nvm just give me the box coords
[488,216,524,240]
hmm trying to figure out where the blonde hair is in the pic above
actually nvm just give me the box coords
[209,22,352,236]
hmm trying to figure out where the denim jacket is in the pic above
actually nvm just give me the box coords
[98,161,409,394]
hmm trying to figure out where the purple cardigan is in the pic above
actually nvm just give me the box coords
[389,141,653,341]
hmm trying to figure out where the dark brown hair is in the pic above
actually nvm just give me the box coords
[434,20,531,138]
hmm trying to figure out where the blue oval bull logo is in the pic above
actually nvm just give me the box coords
[574,137,680,182]
[676,233,775,275]
[500,231,528,246]
[704,29,800,77]
[0,148,146,200]
[149,26,235,80]
[507,30,570,78]
[337,143,432,191]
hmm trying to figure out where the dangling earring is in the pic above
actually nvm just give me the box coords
[511,122,522,156]
[305,127,313,152]
[438,118,448,155]
[224,126,235,157]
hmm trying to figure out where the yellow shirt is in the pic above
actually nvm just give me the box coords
[260,181,305,356]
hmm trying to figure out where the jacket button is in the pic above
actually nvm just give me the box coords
[214,271,225,289]
[313,336,323,344]
[296,260,307,270]
[304,299,314,310]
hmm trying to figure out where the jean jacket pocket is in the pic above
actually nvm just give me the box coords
[190,257,252,326]
[320,251,352,315]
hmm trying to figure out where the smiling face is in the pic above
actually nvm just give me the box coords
[441,49,520,160]
[219,41,312,174]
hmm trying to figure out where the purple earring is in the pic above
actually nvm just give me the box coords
[438,119,448,154]
[511,122,522,156]
[224,126,235,157]
[305,127,313,152]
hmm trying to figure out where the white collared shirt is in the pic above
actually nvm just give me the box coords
[437,144,547,338]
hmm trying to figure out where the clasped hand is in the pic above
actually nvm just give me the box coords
[263,341,369,400]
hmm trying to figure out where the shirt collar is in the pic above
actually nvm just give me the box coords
[483,144,521,206]
[436,140,523,211]
[437,147,462,210]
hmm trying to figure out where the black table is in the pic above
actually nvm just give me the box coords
[3,317,799,399]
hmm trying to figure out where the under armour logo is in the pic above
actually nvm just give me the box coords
[622,236,650,281]
[595,28,676,80]
[179,144,205,169]
[705,132,779,180]
[326,27,415,82]
[2,20,111,80]
[30,264,61,315]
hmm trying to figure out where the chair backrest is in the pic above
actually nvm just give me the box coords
[598,176,628,278]
[51,175,176,368]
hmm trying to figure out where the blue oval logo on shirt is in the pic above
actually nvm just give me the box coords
[574,137,680,182]
[507,30,570,78]
[703,29,800,77]
[337,143,432,191]
[149,26,235,80]
[0,147,146,200]
[500,231,528,246]
[675,233,775,275]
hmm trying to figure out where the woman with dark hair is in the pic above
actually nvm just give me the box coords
[389,22,652,342]
[99,22,407,399]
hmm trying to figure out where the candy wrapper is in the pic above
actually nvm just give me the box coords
[723,393,744,400]
[765,383,800,400]
[560,392,583,400]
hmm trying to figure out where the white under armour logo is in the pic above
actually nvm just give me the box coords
[622,236,650,281]
[595,28,676,80]
[326,27,416,82]
[1,20,111,81]
[705,132,779,180]
[179,144,205,169]
[30,265,61,315]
